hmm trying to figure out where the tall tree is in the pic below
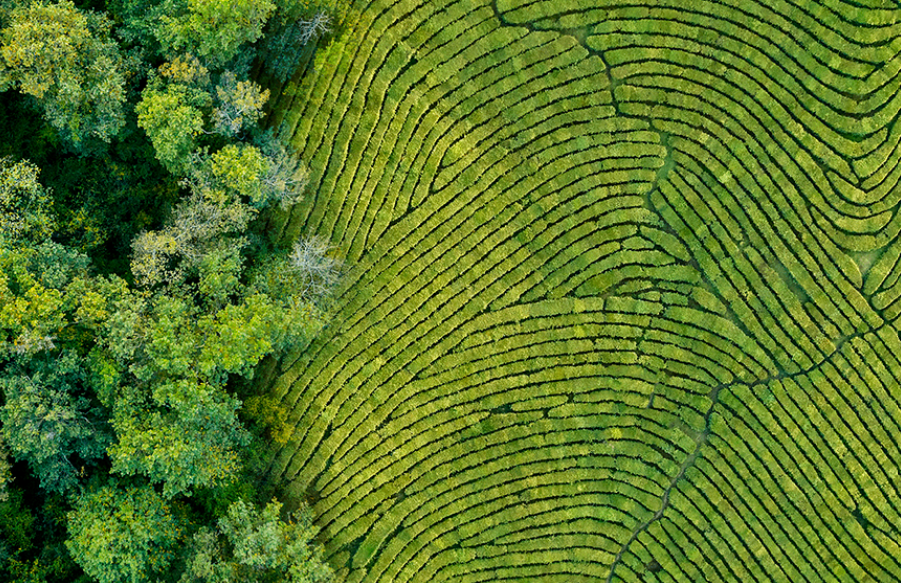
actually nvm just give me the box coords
[135,82,207,175]
[0,157,54,244]
[211,72,269,138]
[0,0,129,148]
[66,482,183,583]
[0,439,10,503]
[157,0,276,66]
[180,498,333,583]
[0,354,111,494]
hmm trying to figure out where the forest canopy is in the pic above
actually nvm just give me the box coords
[0,0,348,580]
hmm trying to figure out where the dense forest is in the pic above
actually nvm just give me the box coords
[0,0,348,580]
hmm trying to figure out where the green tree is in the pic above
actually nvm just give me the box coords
[157,0,276,66]
[0,239,99,360]
[186,138,308,212]
[107,379,248,498]
[0,353,111,494]
[208,143,271,205]
[0,241,112,495]
[66,482,183,583]
[130,189,253,289]
[0,0,128,147]
[0,487,81,583]
[135,82,208,174]
[0,157,54,244]
[180,498,333,583]
[0,438,10,503]
[95,288,310,496]
[211,72,269,138]
[0,247,68,359]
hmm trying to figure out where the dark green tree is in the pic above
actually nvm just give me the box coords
[0,353,111,494]
[0,438,9,503]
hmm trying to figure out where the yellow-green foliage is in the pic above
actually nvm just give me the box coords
[0,0,127,144]
[136,83,206,174]
[0,158,53,243]
[210,144,271,205]
[243,394,293,445]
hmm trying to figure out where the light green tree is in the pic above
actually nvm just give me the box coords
[135,82,208,174]
[212,72,269,138]
[0,248,68,359]
[130,189,253,290]
[208,143,271,205]
[0,158,54,244]
[186,139,308,212]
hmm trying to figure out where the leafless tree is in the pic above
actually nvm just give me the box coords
[259,138,308,210]
[295,11,332,45]
[287,236,342,302]
[262,10,334,82]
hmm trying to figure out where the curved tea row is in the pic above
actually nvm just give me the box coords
[260,0,901,580]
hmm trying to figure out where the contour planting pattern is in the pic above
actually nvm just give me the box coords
[261,1,901,581]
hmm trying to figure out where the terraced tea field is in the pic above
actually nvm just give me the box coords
[260,0,901,581]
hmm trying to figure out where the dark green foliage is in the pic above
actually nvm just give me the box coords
[43,127,178,263]
[259,0,346,82]
[106,0,166,52]
[0,489,33,566]
[0,439,9,502]
[0,487,82,582]
[0,353,111,494]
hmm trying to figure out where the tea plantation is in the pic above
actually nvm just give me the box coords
[261,0,901,581]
